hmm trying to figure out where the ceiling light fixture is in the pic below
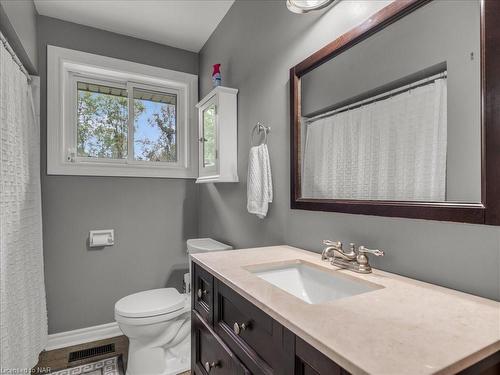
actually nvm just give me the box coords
[286,0,340,14]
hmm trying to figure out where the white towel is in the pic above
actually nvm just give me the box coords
[247,144,273,218]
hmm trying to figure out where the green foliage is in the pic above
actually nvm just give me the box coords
[135,103,177,162]
[77,92,137,159]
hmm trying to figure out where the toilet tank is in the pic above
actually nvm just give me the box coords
[185,238,233,293]
[187,238,233,255]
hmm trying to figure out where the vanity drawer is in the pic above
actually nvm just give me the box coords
[214,280,290,374]
[192,262,214,324]
[192,310,250,375]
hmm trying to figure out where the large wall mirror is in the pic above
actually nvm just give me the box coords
[290,0,500,225]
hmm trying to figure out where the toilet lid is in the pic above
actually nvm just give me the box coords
[115,288,185,318]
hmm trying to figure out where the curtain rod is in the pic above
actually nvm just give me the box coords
[0,31,31,83]
[306,71,447,123]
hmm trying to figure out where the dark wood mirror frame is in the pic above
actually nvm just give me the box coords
[290,0,500,225]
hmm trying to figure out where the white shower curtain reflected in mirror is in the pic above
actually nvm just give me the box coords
[0,39,47,369]
[302,78,447,201]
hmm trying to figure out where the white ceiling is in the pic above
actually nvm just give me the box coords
[34,0,235,52]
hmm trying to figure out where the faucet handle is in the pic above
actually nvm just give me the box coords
[323,240,342,248]
[358,246,385,257]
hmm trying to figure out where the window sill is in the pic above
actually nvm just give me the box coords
[47,162,197,179]
[195,174,239,183]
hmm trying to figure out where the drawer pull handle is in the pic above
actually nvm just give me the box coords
[197,289,207,299]
[233,322,248,335]
[204,361,219,373]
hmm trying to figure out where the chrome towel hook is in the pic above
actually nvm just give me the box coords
[250,122,271,146]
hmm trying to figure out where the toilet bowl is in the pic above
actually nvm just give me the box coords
[115,289,191,375]
[115,238,232,375]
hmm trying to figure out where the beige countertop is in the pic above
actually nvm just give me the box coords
[192,245,500,375]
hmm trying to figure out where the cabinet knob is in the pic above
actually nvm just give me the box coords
[233,322,248,335]
[204,361,219,373]
[197,288,207,299]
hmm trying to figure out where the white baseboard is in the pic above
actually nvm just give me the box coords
[46,322,122,351]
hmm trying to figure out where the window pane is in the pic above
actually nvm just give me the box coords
[77,81,128,159]
[133,88,177,162]
[203,104,216,168]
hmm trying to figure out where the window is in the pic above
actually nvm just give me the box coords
[47,46,198,178]
[76,81,129,160]
[133,88,178,162]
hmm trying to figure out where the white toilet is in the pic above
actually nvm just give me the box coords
[115,238,233,375]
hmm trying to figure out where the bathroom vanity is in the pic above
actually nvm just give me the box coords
[191,246,500,374]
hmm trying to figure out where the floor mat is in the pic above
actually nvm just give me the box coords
[49,356,123,375]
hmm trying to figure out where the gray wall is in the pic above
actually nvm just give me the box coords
[198,0,500,301]
[0,0,38,72]
[302,0,481,202]
[38,15,199,333]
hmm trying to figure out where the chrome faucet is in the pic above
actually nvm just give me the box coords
[321,241,384,274]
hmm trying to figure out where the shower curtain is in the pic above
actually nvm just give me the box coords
[0,36,47,369]
[302,78,447,201]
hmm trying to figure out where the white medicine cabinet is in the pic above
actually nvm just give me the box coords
[196,86,238,183]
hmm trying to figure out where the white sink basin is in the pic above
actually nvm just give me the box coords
[247,261,381,304]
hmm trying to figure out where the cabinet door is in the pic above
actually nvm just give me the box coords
[192,310,250,375]
[295,337,349,375]
[192,263,214,325]
[199,96,218,177]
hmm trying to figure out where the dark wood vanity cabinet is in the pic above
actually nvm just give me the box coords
[192,262,500,375]
[191,262,347,375]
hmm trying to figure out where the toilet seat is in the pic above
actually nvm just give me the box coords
[115,304,189,326]
[115,288,188,326]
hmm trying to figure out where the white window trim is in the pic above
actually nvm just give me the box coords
[47,45,198,178]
